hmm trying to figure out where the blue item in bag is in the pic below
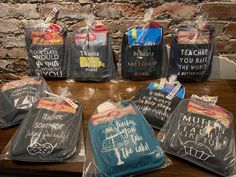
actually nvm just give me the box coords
[88,101,165,177]
[148,82,185,99]
[127,28,162,46]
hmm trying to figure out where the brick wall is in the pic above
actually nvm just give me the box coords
[0,0,235,82]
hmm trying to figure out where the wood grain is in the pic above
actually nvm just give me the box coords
[0,80,235,177]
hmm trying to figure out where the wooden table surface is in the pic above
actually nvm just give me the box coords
[0,80,236,177]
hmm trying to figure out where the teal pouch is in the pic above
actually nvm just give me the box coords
[88,101,165,177]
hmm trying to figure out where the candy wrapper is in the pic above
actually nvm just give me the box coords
[133,76,185,129]
[0,76,48,129]
[168,16,215,82]
[158,96,236,176]
[121,20,167,80]
[25,8,67,79]
[83,101,171,177]
[67,18,116,82]
[0,89,84,162]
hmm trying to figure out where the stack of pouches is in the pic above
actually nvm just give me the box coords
[88,101,165,177]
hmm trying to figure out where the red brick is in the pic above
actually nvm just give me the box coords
[2,35,25,48]
[12,59,29,72]
[0,72,25,82]
[70,20,118,33]
[200,3,236,20]
[153,3,196,19]
[208,21,227,37]
[100,20,119,33]
[225,22,236,37]
[216,39,236,54]
[94,3,144,20]
[0,48,27,59]
[0,3,39,19]
[39,3,92,19]
[0,19,20,33]
[70,21,87,31]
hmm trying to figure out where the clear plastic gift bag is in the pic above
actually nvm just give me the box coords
[168,16,215,82]
[0,76,48,129]
[67,16,116,82]
[158,95,236,176]
[0,88,85,162]
[121,10,168,80]
[25,7,68,79]
[132,75,185,129]
[83,101,171,177]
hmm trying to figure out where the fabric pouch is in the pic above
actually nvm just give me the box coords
[25,23,68,79]
[121,21,167,80]
[7,96,83,162]
[0,76,48,129]
[169,23,215,82]
[85,101,166,177]
[67,23,115,82]
[133,81,185,129]
[159,98,236,176]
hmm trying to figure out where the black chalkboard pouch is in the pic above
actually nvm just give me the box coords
[168,17,215,82]
[0,90,85,163]
[25,7,68,80]
[0,76,48,129]
[133,76,185,129]
[121,21,168,80]
[158,95,236,176]
[67,21,116,82]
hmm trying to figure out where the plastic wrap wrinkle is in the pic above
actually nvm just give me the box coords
[159,98,236,176]
[83,101,172,177]
[0,88,85,163]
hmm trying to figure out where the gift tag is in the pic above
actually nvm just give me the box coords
[44,91,78,110]
[45,7,60,24]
